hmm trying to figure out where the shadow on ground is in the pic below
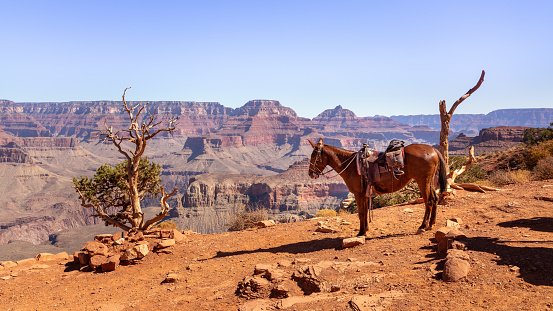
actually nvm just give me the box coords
[213,237,344,259]
[467,234,553,286]
[497,217,553,233]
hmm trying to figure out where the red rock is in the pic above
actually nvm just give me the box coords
[255,220,276,228]
[443,258,470,282]
[156,239,176,249]
[35,253,56,262]
[170,229,185,242]
[101,255,120,272]
[82,241,109,256]
[435,227,454,243]
[55,252,70,260]
[89,255,108,270]
[77,252,90,265]
[342,236,365,249]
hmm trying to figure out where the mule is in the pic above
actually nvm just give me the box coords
[308,138,447,236]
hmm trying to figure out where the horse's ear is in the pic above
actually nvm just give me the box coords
[308,140,316,148]
[317,138,323,147]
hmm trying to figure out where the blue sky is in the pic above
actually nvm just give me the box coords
[1,1,552,118]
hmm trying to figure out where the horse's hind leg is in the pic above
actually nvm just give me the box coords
[429,188,439,227]
[354,193,368,236]
[416,180,432,233]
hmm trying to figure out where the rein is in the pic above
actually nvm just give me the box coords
[310,147,358,178]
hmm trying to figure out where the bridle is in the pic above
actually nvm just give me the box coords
[309,145,358,178]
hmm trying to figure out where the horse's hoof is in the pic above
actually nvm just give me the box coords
[416,228,426,235]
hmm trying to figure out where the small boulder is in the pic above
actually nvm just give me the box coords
[445,229,466,240]
[443,257,470,282]
[89,255,108,270]
[236,276,272,299]
[55,252,70,260]
[255,220,276,228]
[435,227,454,243]
[156,239,176,249]
[1,261,17,269]
[121,244,149,261]
[94,234,114,244]
[82,241,109,257]
[35,253,57,262]
[77,252,90,265]
[342,236,365,249]
[101,255,120,272]
[163,273,180,283]
[446,249,470,261]
[170,229,185,242]
[446,219,461,228]
[316,225,338,233]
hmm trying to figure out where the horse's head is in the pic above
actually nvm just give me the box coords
[308,138,326,179]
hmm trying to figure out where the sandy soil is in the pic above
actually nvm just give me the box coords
[1,180,553,311]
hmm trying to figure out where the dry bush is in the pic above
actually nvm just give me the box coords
[488,169,531,186]
[532,156,553,180]
[524,141,553,169]
[153,221,178,230]
[316,209,338,217]
[228,203,268,231]
[373,180,420,208]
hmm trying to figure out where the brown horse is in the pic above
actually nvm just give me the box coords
[308,138,447,236]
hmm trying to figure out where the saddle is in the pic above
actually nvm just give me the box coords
[356,139,405,198]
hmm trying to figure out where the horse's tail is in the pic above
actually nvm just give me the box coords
[436,149,448,194]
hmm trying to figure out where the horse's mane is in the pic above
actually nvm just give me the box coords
[323,144,356,157]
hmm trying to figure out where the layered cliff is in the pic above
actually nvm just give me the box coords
[448,126,528,155]
[176,159,349,234]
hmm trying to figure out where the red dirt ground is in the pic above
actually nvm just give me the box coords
[1,180,553,310]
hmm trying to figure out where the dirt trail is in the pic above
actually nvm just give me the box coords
[1,180,553,310]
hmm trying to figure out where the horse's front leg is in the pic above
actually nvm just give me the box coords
[355,193,368,236]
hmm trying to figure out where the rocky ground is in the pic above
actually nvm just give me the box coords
[1,180,553,310]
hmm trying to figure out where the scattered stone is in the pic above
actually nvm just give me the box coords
[292,265,326,295]
[121,244,149,261]
[293,258,311,265]
[445,229,466,240]
[450,240,468,251]
[349,290,404,311]
[237,276,272,299]
[509,265,520,273]
[435,227,454,243]
[82,241,109,257]
[256,220,276,228]
[403,208,414,213]
[1,261,17,269]
[342,236,365,249]
[277,260,292,268]
[55,252,70,260]
[114,238,125,245]
[171,229,185,242]
[16,258,36,266]
[163,273,180,283]
[112,232,122,241]
[94,234,114,244]
[156,239,176,249]
[316,224,338,233]
[1,276,12,280]
[446,219,460,228]
[101,255,120,272]
[238,299,275,311]
[35,253,57,262]
[77,252,91,265]
[89,255,108,270]
[127,231,144,242]
[443,258,470,282]
[449,217,463,225]
[446,249,470,261]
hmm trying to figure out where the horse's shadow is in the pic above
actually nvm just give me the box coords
[213,237,344,259]
[497,217,553,233]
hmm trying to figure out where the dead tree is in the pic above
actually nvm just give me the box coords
[75,87,178,231]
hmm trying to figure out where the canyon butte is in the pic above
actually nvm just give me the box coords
[0,98,552,260]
